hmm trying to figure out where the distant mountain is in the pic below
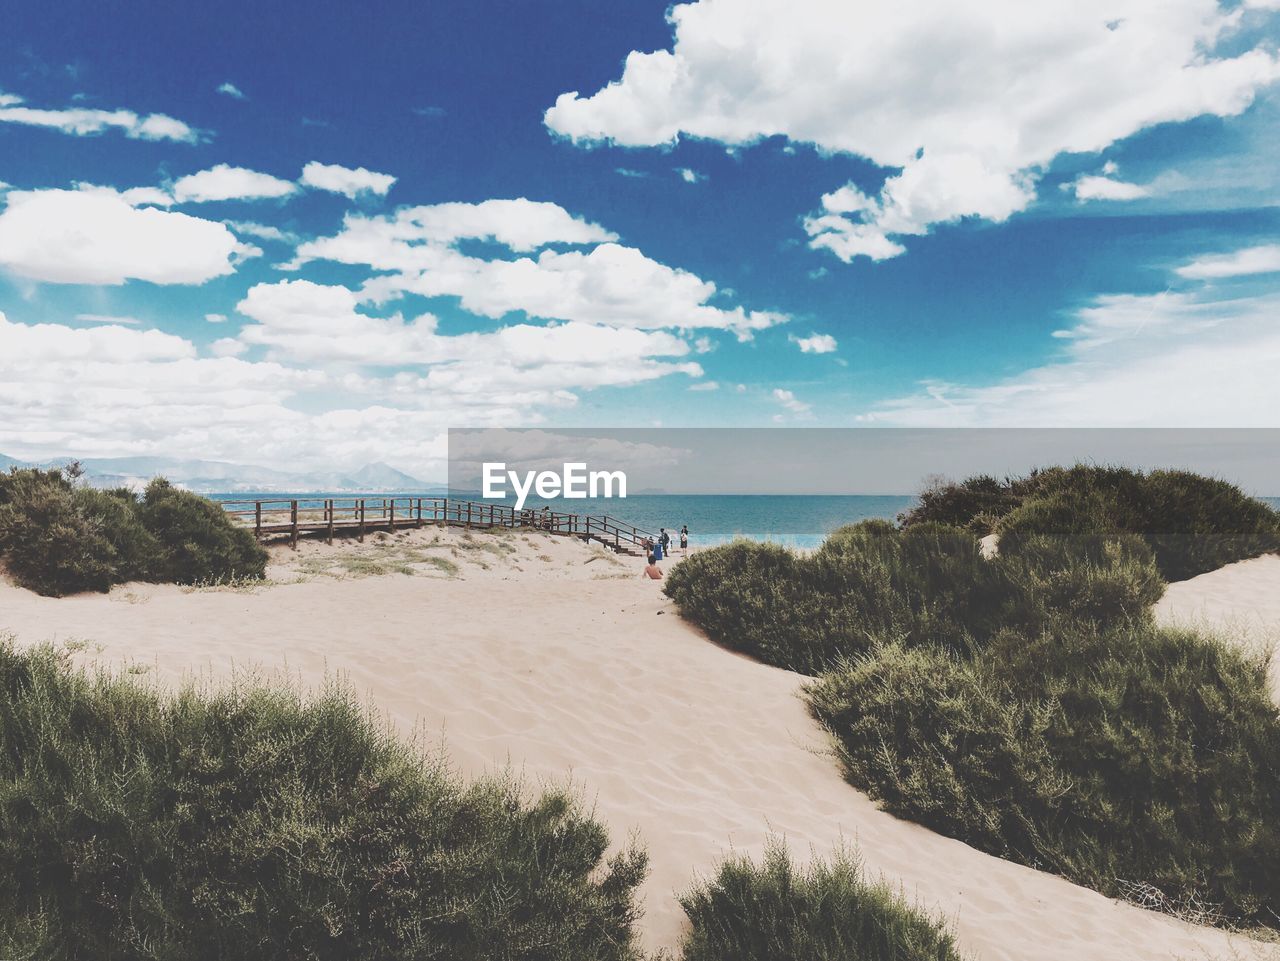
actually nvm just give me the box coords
[0,453,445,493]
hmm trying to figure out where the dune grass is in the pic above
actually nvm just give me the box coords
[678,841,963,961]
[0,641,648,961]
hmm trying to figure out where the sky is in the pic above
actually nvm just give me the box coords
[1,0,1278,479]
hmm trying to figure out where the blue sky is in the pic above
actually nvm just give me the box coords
[1,0,1278,477]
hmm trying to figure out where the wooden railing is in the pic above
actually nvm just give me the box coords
[220,497,657,554]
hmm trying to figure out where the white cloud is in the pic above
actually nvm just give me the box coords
[773,387,812,415]
[547,0,1280,261]
[304,198,616,253]
[172,164,299,204]
[75,313,142,326]
[0,305,692,480]
[300,161,397,198]
[790,332,838,353]
[0,189,244,285]
[0,93,198,143]
[205,313,228,323]
[292,201,787,339]
[862,286,1280,425]
[233,278,701,377]
[217,82,246,100]
[1070,174,1152,201]
[1176,243,1280,279]
[210,337,248,357]
[688,380,719,391]
[677,167,706,184]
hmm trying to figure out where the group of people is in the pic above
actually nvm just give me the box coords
[642,525,688,580]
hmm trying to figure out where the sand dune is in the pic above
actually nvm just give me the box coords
[1156,554,1280,703]
[1,528,1277,961]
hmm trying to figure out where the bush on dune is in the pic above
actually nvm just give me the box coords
[0,641,648,961]
[664,520,1161,675]
[137,478,267,584]
[0,469,159,595]
[806,623,1280,927]
[679,841,962,961]
[0,468,266,596]
[902,465,1280,581]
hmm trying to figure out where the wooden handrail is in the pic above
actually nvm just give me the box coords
[221,496,653,554]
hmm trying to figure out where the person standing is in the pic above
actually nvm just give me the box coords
[660,528,671,556]
[680,525,689,552]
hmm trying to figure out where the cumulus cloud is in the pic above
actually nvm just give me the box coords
[1176,243,1280,279]
[0,92,197,142]
[233,278,701,378]
[0,302,703,479]
[291,200,786,339]
[217,82,246,99]
[300,161,397,198]
[172,164,299,203]
[790,332,838,353]
[677,167,705,184]
[300,198,616,253]
[0,189,245,285]
[547,0,1280,261]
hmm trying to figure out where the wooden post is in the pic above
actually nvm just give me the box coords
[466,501,472,528]
[326,499,334,544]
[389,498,396,533]
[358,499,365,542]
[290,500,299,549]
[416,498,423,529]
[255,501,262,540]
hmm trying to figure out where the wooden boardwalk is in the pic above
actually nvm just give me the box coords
[221,496,658,556]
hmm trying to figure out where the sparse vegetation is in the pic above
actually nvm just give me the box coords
[679,841,962,961]
[0,641,648,960]
[0,467,266,596]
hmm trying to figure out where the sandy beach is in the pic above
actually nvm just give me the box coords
[2,525,1277,961]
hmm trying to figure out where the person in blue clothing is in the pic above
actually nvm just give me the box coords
[652,535,664,561]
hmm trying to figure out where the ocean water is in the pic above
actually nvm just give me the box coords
[208,492,915,549]
[209,492,1280,551]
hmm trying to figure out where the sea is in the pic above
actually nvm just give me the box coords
[206,492,918,550]
[208,491,1280,551]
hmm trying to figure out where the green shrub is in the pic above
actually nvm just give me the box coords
[678,840,962,961]
[0,470,265,595]
[807,624,1280,927]
[664,522,1159,675]
[902,465,1280,581]
[0,469,159,595]
[896,473,1022,533]
[137,478,267,584]
[0,641,648,961]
